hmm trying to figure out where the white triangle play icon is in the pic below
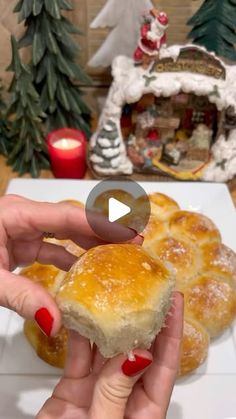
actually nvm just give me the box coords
[108,198,131,223]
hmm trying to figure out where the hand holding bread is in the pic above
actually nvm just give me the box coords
[56,243,175,357]
[37,293,184,419]
[0,194,141,339]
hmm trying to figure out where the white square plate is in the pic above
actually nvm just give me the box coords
[1,179,236,419]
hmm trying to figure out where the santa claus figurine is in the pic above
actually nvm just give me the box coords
[134,8,169,68]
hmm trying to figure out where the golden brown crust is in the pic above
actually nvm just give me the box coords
[169,210,221,244]
[57,244,172,322]
[24,320,68,369]
[22,263,68,368]
[143,215,169,244]
[147,192,180,220]
[151,237,200,287]
[183,274,236,337]
[143,199,236,375]
[21,263,60,290]
[201,242,236,288]
[179,317,209,376]
[56,244,175,357]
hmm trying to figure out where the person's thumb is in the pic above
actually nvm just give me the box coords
[0,269,61,336]
[89,350,153,419]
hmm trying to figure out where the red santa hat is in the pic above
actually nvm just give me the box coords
[150,9,169,28]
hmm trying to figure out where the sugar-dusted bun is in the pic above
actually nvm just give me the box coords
[184,274,236,337]
[56,244,175,358]
[169,210,221,244]
[21,263,68,368]
[147,193,180,220]
[142,201,236,375]
[201,242,236,288]
[148,236,200,289]
[179,317,209,376]
[24,320,68,369]
[143,215,169,244]
[21,263,60,290]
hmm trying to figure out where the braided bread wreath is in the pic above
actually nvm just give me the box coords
[21,194,236,376]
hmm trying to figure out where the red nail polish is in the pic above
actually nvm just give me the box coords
[128,227,138,236]
[122,355,152,377]
[35,308,54,337]
[128,228,144,241]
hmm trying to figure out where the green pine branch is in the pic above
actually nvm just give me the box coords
[187,0,236,62]
[15,0,92,137]
[0,83,10,157]
[6,36,49,177]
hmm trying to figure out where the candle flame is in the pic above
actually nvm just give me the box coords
[53,138,81,150]
[61,139,68,149]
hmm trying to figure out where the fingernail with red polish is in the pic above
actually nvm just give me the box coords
[128,228,144,241]
[35,307,54,337]
[128,227,138,236]
[122,355,152,377]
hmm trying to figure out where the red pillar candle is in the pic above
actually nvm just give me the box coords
[47,128,87,179]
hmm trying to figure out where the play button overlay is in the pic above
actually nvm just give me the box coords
[108,198,131,222]
[85,178,151,243]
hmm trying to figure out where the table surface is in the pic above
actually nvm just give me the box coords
[0,155,92,195]
[1,154,236,207]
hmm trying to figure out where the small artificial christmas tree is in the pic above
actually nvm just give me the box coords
[6,36,49,177]
[89,0,153,67]
[90,119,122,170]
[187,0,236,62]
[14,0,92,137]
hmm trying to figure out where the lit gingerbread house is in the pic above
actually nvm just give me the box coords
[89,44,236,181]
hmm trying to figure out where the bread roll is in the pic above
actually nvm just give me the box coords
[184,274,236,337]
[179,317,209,376]
[56,244,175,357]
[169,210,221,244]
[21,263,60,290]
[150,237,200,288]
[143,215,169,244]
[146,193,180,220]
[24,320,68,369]
[143,196,236,375]
[201,242,236,288]
[21,263,68,367]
